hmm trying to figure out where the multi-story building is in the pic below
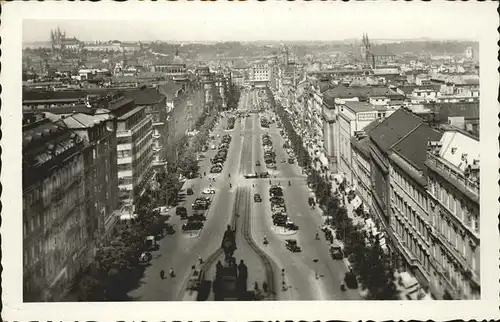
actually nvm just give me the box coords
[250,63,272,88]
[54,112,120,245]
[23,113,87,301]
[337,101,393,184]
[122,87,168,170]
[349,122,380,214]
[425,129,480,299]
[321,85,404,173]
[369,108,444,299]
[152,50,187,81]
[108,96,153,203]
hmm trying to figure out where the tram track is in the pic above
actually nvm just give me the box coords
[240,186,277,299]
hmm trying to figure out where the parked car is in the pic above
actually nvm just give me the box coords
[344,271,358,289]
[182,221,204,231]
[176,206,187,216]
[288,158,295,164]
[210,167,222,173]
[285,221,298,230]
[330,245,344,260]
[269,196,285,205]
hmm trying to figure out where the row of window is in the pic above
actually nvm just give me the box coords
[24,207,86,278]
[393,213,477,299]
[428,177,479,234]
[24,183,84,238]
[393,216,430,270]
[392,193,431,245]
[24,157,84,210]
[392,169,428,211]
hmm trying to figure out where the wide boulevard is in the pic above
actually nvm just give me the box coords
[128,88,362,301]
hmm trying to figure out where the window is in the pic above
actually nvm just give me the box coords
[30,217,35,232]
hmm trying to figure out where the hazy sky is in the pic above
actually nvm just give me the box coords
[21,1,491,43]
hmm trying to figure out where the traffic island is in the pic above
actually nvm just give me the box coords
[183,229,203,239]
[271,226,298,236]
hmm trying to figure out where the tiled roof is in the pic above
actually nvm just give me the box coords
[425,102,479,120]
[438,131,479,172]
[391,123,442,171]
[369,108,424,152]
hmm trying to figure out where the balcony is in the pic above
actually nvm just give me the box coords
[152,132,161,139]
[153,145,162,152]
[426,153,479,202]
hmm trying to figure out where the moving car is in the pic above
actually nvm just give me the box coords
[211,144,216,150]
[202,188,216,194]
[244,173,258,179]
[254,193,262,202]
[285,239,301,252]
[281,158,287,163]
[288,158,295,164]
[187,187,194,195]
[259,172,270,178]
[255,160,261,167]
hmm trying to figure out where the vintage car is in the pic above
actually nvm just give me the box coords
[330,245,344,260]
[269,196,285,205]
[176,206,187,216]
[285,239,301,252]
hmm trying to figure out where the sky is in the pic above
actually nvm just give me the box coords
[21,1,491,43]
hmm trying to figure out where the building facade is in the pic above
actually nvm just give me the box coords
[109,97,153,203]
[23,113,87,302]
[425,130,480,299]
[122,87,168,170]
[57,113,120,246]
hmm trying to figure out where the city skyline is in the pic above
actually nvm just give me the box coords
[21,1,489,43]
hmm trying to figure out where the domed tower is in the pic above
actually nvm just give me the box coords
[173,48,184,65]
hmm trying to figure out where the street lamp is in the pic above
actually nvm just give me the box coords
[313,259,319,279]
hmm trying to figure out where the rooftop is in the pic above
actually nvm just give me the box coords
[323,85,404,102]
[343,101,387,113]
[438,130,479,173]
[121,87,165,105]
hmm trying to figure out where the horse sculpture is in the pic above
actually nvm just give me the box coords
[221,224,236,262]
